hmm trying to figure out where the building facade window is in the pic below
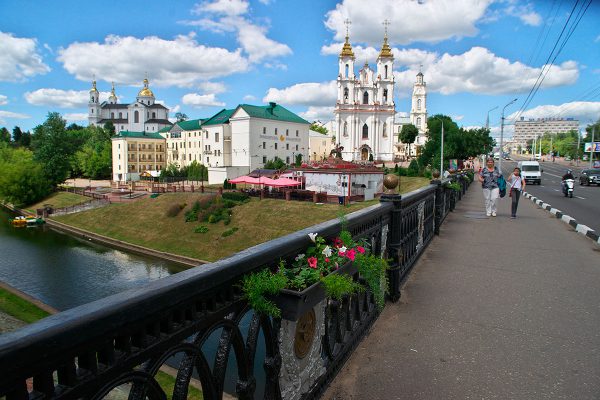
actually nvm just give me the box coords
[417,99,421,110]
[343,87,349,101]
[363,92,369,104]
[416,117,421,127]
[383,122,387,137]
[362,124,368,139]
[274,143,278,150]
[275,128,278,135]
[383,89,388,103]
[296,130,299,136]
[263,127,266,134]
[286,143,289,150]
[286,129,289,136]
[384,65,388,79]
[215,132,219,142]
[343,121,348,137]
[262,156,267,163]
[134,111,139,123]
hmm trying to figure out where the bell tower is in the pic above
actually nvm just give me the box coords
[88,79,101,126]
[410,68,427,134]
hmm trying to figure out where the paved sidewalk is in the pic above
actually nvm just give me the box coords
[324,185,600,399]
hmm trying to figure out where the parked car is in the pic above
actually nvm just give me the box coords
[580,169,600,186]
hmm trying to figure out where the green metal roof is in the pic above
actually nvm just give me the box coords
[202,109,236,126]
[158,126,171,133]
[238,103,309,124]
[115,131,165,139]
[177,118,204,131]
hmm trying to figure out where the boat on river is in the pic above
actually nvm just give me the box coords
[9,216,45,227]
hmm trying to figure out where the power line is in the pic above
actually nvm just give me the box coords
[512,0,591,122]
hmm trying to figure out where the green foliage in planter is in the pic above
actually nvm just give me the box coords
[447,182,461,192]
[222,227,238,237]
[464,171,474,182]
[354,254,389,310]
[322,274,362,301]
[242,268,288,318]
[284,267,320,291]
[194,225,208,233]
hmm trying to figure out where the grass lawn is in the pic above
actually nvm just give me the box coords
[25,192,90,214]
[0,288,51,324]
[54,177,430,262]
[155,371,203,400]
[397,176,431,194]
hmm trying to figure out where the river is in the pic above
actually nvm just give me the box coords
[0,206,188,311]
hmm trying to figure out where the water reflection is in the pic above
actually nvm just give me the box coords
[0,207,189,311]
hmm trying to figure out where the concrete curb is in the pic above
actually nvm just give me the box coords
[522,191,600,245]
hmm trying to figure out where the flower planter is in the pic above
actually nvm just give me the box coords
[271,261,357,321]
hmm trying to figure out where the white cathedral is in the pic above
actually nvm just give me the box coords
[334,28,427,162]
[88,78,172,134]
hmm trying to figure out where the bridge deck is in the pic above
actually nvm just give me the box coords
[325,184,600,399]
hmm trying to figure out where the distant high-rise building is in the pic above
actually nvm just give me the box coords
[513,117,579,147]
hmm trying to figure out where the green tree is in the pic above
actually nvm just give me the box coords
[295,153,303,167]
[103,121,116,136]
[12,126,23,145]
[32,112,73,187]
[309,122,328,134]
[264,156,286,170]
[187,160,207,181]
[0,127,9,143]
[399,124,419,158]
[0,144,51,206]
[175,112,188,122]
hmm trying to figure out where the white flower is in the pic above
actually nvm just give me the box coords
[308,233,318,243]
[339,246,347,253]
[322,245,332,257]
[295,254,305,261]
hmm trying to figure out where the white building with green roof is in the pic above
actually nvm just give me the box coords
[161,119,206,168]
[111,131,166,182]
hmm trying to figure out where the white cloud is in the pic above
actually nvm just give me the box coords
[325,0,492,46]
[398,47,578,95]
[0,31,50,81]
[595,35,600,43]
[0,110,30,125]
[24,88,111,108]
[64,113,88,122]
[57,34,249,87]
[0,95,7,106]
[243,94,257,102]
[198,81,227,94]
[508,101,600,126]
[504,2,542,26]
[184,1,291,63]
[300,106,335,123]
[263,81,337,107]
[453,115,464,121]
[182,93,226,107]
[193,0,249,16]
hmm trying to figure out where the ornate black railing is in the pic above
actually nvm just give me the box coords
[0,176,470,400]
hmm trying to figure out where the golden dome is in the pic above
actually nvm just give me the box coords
[137,78,155,97]
[378,36,393,58]
[340,35,355,58]
[89,80,98,93]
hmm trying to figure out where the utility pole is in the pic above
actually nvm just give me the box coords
[591,125,596,169]
[486,106,498,130]
[577,128,581,166]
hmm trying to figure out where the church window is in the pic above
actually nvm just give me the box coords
[383,89,388,103]
[119,112,122,119]
[417,117,421,127]
[345,64,349,77]
[384,65,388,79]
[91,109,94,114]
[417,99,421,110]
[383,123,388,137]
[134,111,139,123]
[343,121,348,137]
[343,87,349,102]
[152,112,156,119]
[363,92,369,105]
[362,124,368,139]
[111,112,114,119]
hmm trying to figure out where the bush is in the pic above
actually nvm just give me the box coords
[179,203,187,210]
[223,215,232,225]
[185,200,202,222]
[166,204,182,217]
[194,225,209,233]
[222,227,238,237]
[407,159,419,177]
[222,191,249,202]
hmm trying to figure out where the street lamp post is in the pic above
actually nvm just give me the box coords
[486,106,498,130]
[499,98,517,172]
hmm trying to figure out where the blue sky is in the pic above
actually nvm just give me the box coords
[0,0,598,138]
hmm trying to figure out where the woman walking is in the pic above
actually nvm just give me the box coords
[507,167,525,218]
[478,157,502,217]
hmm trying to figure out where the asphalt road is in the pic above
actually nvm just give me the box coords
[498,155,600,234]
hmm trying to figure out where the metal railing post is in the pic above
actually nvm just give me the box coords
[431,179,443,235]
[380,175,402,302]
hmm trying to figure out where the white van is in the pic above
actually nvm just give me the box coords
[518,161,542,185]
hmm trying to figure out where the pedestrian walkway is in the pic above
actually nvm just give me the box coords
[324,184,600,399]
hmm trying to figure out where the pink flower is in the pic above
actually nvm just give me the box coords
[345,248,356,261]
[307,257,318,269]
[356,246,365,254]
[325,257,330,263]
[333,238,343,248]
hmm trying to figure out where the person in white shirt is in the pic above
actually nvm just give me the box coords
[506,167,525,218]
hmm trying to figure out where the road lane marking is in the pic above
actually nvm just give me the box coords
[576,196,586,200]
[544,172,563,179]
[553,189,559,191]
